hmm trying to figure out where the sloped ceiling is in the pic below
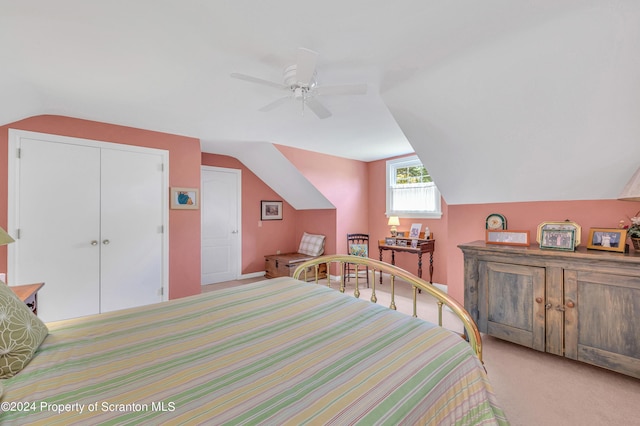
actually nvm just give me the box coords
[2,1,639,206]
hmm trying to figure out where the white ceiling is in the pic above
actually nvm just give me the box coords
[2,1,640,205]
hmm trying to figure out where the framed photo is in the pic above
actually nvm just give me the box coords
[587,228,627,253]
[397,239,408,247]
[409,223,422,239]
[397,231,406,237]
[537,221,582,247]
[261,200,283,220]
[384,237,396,246]
[486,230,530,246]
[540,229,575,251]
[411,239,418,249]
[170,187,199,210]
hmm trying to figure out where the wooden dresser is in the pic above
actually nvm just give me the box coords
[10,282,45,316]
[459,240,640,378]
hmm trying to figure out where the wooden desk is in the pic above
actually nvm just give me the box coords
[378,239,435,285]
[10,283,45,315]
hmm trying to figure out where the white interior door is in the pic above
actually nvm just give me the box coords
[100,148,164,313]
[11,137,101,322]
[201,166,240,284]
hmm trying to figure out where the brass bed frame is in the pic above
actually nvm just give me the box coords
[293,254,483,362]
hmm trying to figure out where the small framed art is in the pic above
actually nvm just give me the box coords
[486,230,530,246]
[586,228,627,253]
[170,187,199,210]
[261,200,283,220]
[536,220,581,247]
[384,237,396,246]
[409,223,422,239]
[540,229,575,251]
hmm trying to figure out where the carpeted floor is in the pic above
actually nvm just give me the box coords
[203,276,640,426]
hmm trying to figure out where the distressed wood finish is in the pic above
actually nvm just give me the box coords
[264,253,327,281]
[459,240,640,378]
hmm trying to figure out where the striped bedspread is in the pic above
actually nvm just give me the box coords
[0,277,507,425]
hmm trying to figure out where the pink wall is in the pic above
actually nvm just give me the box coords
[201,153,301,273]
[367,154,640,302]
[276,145,368,254]
[367,158,449,282]
[0,115,202,299]
[445,199,640,301]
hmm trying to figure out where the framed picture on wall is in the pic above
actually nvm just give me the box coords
[170,187,199,210]
[261,200,283,220]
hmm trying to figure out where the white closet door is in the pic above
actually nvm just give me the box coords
[99,148,164,313]
[16,138,101,322]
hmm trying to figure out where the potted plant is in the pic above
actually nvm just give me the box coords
[621,211,640,250]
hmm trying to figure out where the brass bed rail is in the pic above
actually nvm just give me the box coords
[292,254,483,363]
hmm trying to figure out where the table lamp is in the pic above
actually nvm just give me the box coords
[618,166,640,201]
[388,216,400,237]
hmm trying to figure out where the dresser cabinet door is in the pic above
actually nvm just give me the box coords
[564,270,640,379]
[480,261,546,351]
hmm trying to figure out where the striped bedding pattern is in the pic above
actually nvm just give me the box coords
[0,277,507,425]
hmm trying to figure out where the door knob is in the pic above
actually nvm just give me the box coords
[91,240,98,246]
[103,239,110,245]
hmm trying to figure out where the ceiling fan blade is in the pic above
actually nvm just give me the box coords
[315,83,368,96]
[305,97,332,119]
[230,73,287,90]
[295,48,318,86]
[259,96,290,112]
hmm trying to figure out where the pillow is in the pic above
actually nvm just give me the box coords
[298,232,326,256]
[0,281,48,378]
[349,243,368,257]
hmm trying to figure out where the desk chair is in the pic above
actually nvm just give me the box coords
[344,233,370,287]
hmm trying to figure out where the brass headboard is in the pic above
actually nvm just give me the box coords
[293,254,483,362]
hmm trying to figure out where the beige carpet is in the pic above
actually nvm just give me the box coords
[203,276,640,426]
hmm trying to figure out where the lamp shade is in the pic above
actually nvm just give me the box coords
[0,227,14,246]
[387,216,400,226]
[618,167,640,201]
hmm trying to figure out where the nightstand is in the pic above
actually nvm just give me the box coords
[10,283,45,316]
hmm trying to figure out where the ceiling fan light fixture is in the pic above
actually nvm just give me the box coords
[283,64,317,89]
[231,47,365,119]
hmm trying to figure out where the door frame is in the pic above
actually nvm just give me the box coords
[201,165,242,283]
[7,129,170,299]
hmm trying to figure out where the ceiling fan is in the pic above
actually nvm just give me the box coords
[231,47,367,119]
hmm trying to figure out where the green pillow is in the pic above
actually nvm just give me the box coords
[0,281,48,378]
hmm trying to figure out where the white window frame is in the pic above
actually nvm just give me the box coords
[386,155,442,219]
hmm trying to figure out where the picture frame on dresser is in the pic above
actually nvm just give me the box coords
[586,228,627,252]
[540,229,575,251]
[536,220,582,247]
[485,230,530,246]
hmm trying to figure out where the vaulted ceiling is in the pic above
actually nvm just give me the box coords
[2,1,639,205]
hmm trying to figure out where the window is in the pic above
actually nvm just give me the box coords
[386,155,442,218]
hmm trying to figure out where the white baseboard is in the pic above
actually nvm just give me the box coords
[239,271,266,280]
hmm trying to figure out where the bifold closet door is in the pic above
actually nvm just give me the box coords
[99,148,163,313]
[16,138,101,323]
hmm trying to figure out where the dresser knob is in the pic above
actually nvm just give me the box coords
[535,297,543,303]
[566,300,575,308]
